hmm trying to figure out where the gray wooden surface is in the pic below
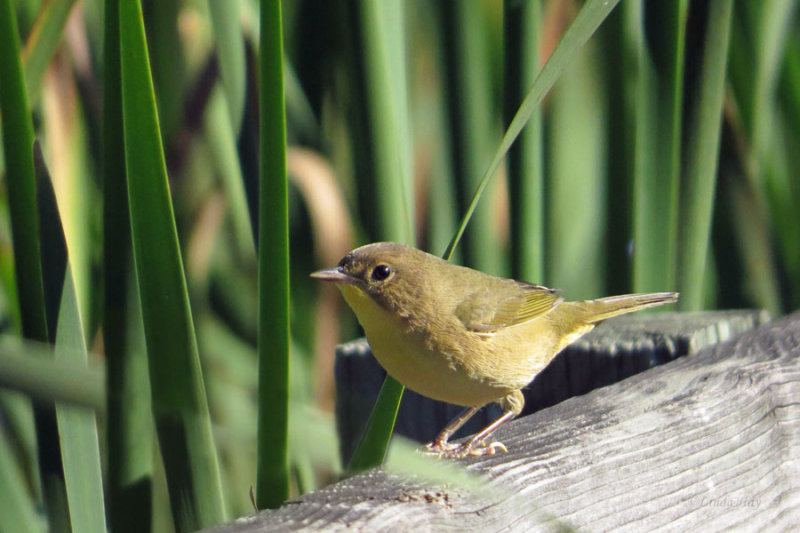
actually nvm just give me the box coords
[209,310,799,532]
[336,310,770,463]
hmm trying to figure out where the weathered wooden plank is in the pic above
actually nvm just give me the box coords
[336,310,769,463]
[209,311,799,532]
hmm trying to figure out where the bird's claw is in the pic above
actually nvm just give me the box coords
[420,439,508,459]
[422,440,461,454]
[468,441,507,456]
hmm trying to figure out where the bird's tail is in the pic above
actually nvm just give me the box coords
[578,292,678,324]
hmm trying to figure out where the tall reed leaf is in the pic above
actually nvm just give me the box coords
[678,1,733,310]
[346,374,403,473]
[103,0,154,529]
[359,0,415,244]
[22,0,77,106]
[0,339,104,408]
[0,0,68,527]
[54,272,106,533]
[341,0,413,474]
[119,0,225,529]
[256,0,290,510]
[36,143,106,533]
[440,0,501,275]
[504,0,544,283]
[631,0,687,294]
[208,0,246,136]
[205,87,255,259]
[547,43,606,300]
[0,427,43,533]
[0,0,48,346]
[445,0,621,260]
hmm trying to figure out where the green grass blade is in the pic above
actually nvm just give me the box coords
[745,0,798,175]
[340,0,414,475]
[444,0,621,261]
[358,0,415,244]
[21,0,77,107]
[761,117,800,311]
[631,0,688,294]
[504,0,544,283]
[205,86,255,259]
[0,338,104,409]
[0,2,70,528]
[726,175,783,314]
[119,0,226,529]
[439,0,501,274]
[779,34,800,307]
[753,1,800,312]
[678,1,733,310]
[256,0,290,510]
[0,391,39,501]
[105,274,153,533]
[346,375,403,474]
[35,141,107,532]
[54,272,107,533]
[208,0,247,136]
[547,42,606,300]
[141,0,184,144]
[0,0,47,345]
[723,3,794,314]
[0,427,44,533]
[425,80,460,258]
[103,0,154,529]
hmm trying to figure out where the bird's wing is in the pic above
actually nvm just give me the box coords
[455,281,563,334]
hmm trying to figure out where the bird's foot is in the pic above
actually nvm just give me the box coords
[421,439,507,459]
[422,439,461,454]
[467,441,507,456]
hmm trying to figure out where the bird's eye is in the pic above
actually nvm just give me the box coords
[371,264,392,281]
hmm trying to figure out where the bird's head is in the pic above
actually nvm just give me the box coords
[311,242,436,312]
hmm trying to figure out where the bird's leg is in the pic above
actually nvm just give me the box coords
[433,390,524,458]
[424,406,480,453]
[461,409,516,456]
[461,390,525,456]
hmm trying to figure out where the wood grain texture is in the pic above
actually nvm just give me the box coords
[210,311,799,532]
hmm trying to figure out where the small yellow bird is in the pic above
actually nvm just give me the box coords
[312,242,678,458]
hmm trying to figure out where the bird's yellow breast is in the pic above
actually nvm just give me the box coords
[338,284,512,407]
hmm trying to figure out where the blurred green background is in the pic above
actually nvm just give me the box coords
[0,0,798,531]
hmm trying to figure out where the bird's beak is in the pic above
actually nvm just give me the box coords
[310,267,356,285]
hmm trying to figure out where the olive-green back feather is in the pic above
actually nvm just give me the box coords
[455,281,563,333]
